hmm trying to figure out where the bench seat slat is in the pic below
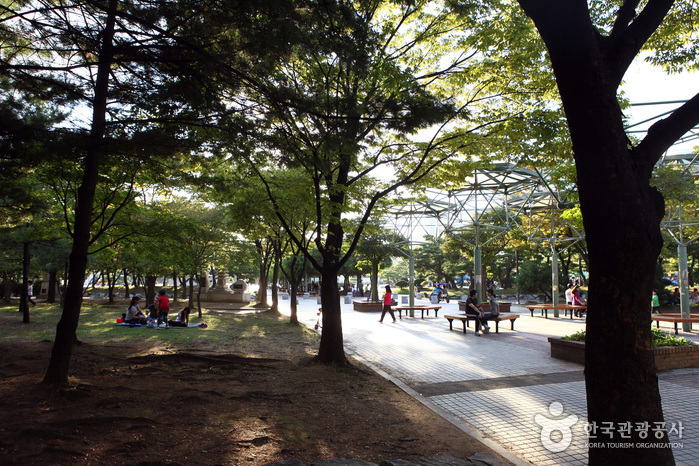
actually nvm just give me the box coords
[444,314,519,334]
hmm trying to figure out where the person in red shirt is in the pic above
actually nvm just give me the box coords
[155,289,170,328]
[379,285,396,323]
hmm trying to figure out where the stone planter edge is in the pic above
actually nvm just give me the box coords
[548,337,699,371]
[353,300,383,312]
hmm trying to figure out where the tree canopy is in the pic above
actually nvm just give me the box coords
[2,4,699,461]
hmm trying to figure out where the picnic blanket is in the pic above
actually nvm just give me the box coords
[163,323,206,328]
[116,322,206,328]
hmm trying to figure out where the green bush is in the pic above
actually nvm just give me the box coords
[650,328,692,347]
[561,330,586,342]
[562,329,693,347]
[395,280,409,290]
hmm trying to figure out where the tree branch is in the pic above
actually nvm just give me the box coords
[606,0,675,85]
[633,93,699,177]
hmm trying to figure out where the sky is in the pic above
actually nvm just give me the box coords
[620,59,699,156]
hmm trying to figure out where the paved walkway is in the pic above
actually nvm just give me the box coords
[278,296,699,465]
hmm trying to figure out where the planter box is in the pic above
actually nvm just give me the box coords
[353,301,383,312]
[548,338,586,365]
[548,337,699,371]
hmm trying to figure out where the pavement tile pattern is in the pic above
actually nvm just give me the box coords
[281,296,699,465]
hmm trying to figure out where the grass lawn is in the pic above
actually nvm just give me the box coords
[0,300,320,359]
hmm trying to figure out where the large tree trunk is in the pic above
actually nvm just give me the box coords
[122,269,130,298]
[289,277,299,325]
[270,257,280,313]
[370,261,379,302]
[316,266,346,365]
[106,270,117,304]
[145,276,157,306]
[43,0,117,386]
[47,270,58,304]
[3,273,12,304]
[188,274,195,309]
[516,1,678,463]
[577,101,668,464]
[255,240,269,307]
[282,254,306,326]
[20,241,30,323]
[172,272,178,303]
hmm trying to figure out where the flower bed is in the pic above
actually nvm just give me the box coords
[549,330,699,371]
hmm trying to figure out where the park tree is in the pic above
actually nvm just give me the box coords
[380,257,410,286]
[1,0,245,384]
[414,236,461,287]
[215,1,474,364]
[0,172,63,322]
[513,2,698,464]
[446,0,699,463]
[207,167,319,313]
[159,201,235,314]
[0,70,67,311]
[2,0,146,384]
[354,226,398,302]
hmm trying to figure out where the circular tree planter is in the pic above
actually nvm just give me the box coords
[353,300,383,312]
[548,337,699,371]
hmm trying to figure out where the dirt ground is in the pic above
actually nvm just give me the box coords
[0,324,509,465]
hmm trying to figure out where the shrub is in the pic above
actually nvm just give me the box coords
[395,280,409,290]
[562,330,586,342]
[562,329,693,347]
[650,328,692,347]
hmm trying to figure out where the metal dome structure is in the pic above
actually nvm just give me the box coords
[506,185,585,311]
[383,163,543,305]
[379,101,698,318]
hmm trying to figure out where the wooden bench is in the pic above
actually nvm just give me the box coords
[458,301,513,313]
[444,313,519,334]
[651,313,699,335]
[394,306,441,319]
[526,304,587,319]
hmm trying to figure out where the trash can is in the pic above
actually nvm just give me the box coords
[430,295,439,304]
[401,295,409,304]
[344,295,352,304]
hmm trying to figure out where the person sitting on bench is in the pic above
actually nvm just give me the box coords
[483,289,500,324]
[572,285,586,317]
[465,290,490,336]
[168,307,191,327]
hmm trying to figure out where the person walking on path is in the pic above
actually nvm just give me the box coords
[465,289,489,336]
[379,285,396,323]
[155,290,170,328]
[27,280,36,306]
[651,289,661,314]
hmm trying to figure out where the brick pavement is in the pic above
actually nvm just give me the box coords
[279,295,699,465]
